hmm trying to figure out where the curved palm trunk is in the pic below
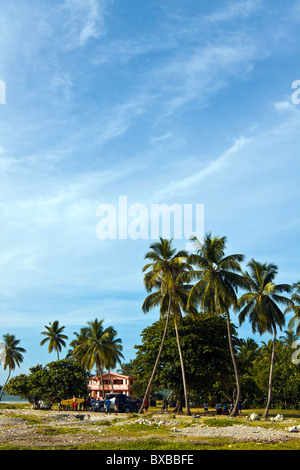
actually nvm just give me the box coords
[225,310,241,417]
[263,327,276,419]
[0,369,11,401]
[174,319,191,416]
[139,297,171,414]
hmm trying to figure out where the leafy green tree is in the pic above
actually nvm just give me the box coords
[5,359,89,408]
[0,334,26,400]
[237,259,292,417]
[40,320,68,360]
[186,233,246,416]
[130,313,237,407]
[140,238,194,415]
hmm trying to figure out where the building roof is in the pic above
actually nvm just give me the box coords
[90,372,133,380]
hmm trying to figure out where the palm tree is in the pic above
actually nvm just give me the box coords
[237,338,259,373]
[0,334,26,400]
[103,326,125,392]
[237,259,292,418]
[279,327,299,347]
[140,238,194,415]
[286,282,300,335]
[40,320,68,360]
[67,327,89,363]
[71,319,110,397]
[186,233,246,416]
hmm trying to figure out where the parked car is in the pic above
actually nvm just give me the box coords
[94,393,141,413]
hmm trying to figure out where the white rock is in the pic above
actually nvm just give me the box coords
[273,414,285,421]
[249,413,261,421]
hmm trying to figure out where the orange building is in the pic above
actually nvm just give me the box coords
[87,372,134,399]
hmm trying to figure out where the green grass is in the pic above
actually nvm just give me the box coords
[204,417,237,427]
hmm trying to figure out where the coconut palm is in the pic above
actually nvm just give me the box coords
[139,238,194,415]
[71,319,111,397]
[0,334,26,400]
[67,327,90,363]
[237,259,292,418]
[103,326,125,392]
[236,338,259,373]
[40,320,68,360]
[286,282,300,335]
[279,327,300,347]
[186,233,246,416]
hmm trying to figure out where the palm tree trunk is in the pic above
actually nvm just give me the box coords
[108,370,115,392]
[139,296,171,414]
[263,327,276,419]
[96,365,106,398]
[225,310,241,417]
[174,319,191,416]
[0,369,11,401]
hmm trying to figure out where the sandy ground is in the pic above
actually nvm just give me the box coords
[0,408,300,448]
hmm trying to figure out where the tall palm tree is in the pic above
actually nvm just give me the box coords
[40,320,68,360]
[237,259,292,418]
[71,319,110,397]
[186,233,246,416]
[67,327,90,363]
[103,326,125,392]
[286,281,300,335]
[279,327,299,347]
[0,334,26,400]
[139,238,194,415]
[237,338,259,373]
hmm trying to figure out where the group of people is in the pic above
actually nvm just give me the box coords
[59,396,98,412]
[208,402,242,415]
[215,402,230,415]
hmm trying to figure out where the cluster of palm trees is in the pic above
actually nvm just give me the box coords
[0,319,124,401]
[1,233,299,417]
[139,233,299,418]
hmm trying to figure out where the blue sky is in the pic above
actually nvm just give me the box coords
[0,0,299,377]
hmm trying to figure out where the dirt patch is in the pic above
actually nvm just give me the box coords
[0,409,299,449]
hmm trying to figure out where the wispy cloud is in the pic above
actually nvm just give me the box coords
[154,136,251,199]
[205,0,263,23]
[61,0,107,47]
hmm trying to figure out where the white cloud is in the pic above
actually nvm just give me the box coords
[61,0,107,47]
[205,0,263,23]
[154,136,251,199]
[273,100,295,113]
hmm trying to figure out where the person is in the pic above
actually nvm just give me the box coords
[105,397,111,414]
[162,398,168,411]
[222,403,228,415]
[85,396,91,411]
[144,398,149,412]
[216,402,222,415]
[91,397,96,411]
[204,403,208,413]
[72,395,77,411]
[115,395,119,412]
